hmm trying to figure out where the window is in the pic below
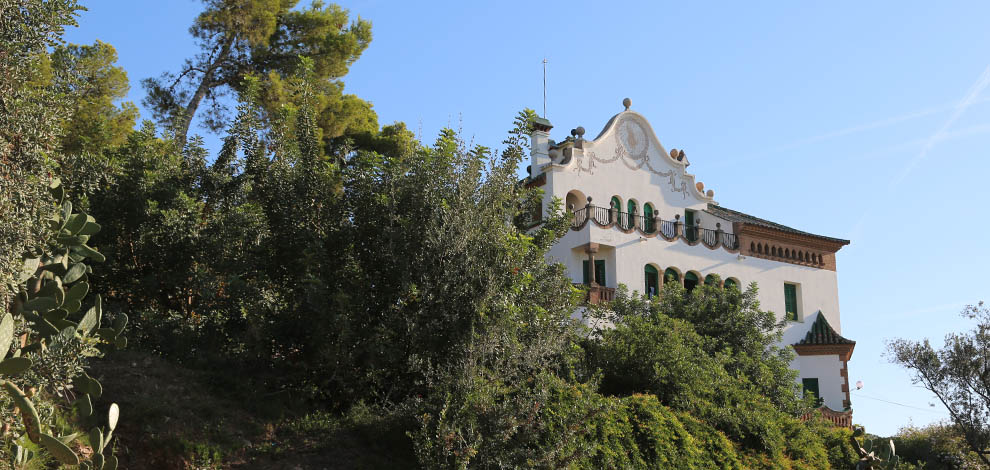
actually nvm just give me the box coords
[684,271,699,292]
[663,268,680,285]
[704,274,718,287]
[802,378,823,407]
[784,283,799,321]
[565,190,585,212]
[684,209,697,241]
[724,278,739,290]
[644,265,659,298]
[582,260,606,286]
[643,203,655,233]
[610,196,622,225]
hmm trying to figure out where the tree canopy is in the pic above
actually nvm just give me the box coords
[142,0,376,148]
[889,301,990,468]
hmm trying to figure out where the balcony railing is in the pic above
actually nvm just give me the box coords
[801,406,852,428]
[574,283,615,305]
[570,205,739,252]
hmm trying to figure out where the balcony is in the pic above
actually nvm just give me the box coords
[570,204,739,252]
[801,406,852,428]
[574,283,615,305]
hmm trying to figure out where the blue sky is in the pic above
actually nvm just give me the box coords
[64,1,990,436]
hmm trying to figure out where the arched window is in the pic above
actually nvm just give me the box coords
[643,203,656,233]
[724,278,739,290]
[610,196,622,225]
[684,271,700,292]
[663,268,680,285]
[704,274,719,287]
[565,190,585,213]
[644,265,659,299]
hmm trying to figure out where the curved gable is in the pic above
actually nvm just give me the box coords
[567,109,713,207]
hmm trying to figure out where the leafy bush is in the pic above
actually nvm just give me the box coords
[891,423,983,470]
[583,282,813,457]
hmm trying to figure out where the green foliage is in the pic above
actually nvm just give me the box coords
[0,0,80,308]
[47,40,139,157]
[583,281,810,457]
[888,301,990,468]
[0,178,127,468]
[889,422,983,470]
[142,0,378,147]
[0,2,128,467]
[849,425,914,470]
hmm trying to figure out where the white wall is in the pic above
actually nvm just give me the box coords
[794,354,846,411]
[540,108,850,410]
[552,223,843,340]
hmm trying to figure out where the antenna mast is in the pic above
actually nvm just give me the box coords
[542,58,548,118]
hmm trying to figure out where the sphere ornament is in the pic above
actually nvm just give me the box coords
[622,97,632,110]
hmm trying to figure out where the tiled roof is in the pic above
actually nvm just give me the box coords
[705,203,850,245]
[795,313,855,346]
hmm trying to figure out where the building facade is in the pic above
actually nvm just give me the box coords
[526,99,855,424]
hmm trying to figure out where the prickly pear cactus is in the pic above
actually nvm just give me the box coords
[2,178,126,468]
[851,425,900,470]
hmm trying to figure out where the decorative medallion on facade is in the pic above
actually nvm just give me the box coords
[618,117,649,160]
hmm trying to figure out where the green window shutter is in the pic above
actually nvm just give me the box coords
[610,196,621,210]
[704,274,717,286]
[784,283,798,321]
[802,378,822,406]
[664,268,679,284]
[595,260,606,286]
[684,271,699,292]
[582,260,590,285]
[684,210,696,241]
[724,278,738,290]
[644,204,655,232]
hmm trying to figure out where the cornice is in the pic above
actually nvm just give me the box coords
[792,343,855,362]
[737,224,848,253]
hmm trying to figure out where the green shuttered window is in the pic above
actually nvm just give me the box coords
[784,283,798,321]
[582,260,606,285]
[802,378,822,406]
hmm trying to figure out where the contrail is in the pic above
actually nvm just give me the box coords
[732,96,990,165]
[845,66,990,240]
[781,105,947,150]
[888,65,990,190]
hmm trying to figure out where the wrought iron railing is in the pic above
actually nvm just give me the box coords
[569,205,739,252]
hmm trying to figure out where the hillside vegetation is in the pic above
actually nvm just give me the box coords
[0,0,875,468]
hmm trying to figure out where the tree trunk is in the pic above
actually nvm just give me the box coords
[174,38,234,148]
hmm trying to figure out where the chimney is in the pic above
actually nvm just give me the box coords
[529,116,553,179]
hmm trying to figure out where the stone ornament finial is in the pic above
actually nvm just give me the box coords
[575,126,585,137]
[622,97,631,110]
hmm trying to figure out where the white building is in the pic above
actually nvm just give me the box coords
[526,98,855,425]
